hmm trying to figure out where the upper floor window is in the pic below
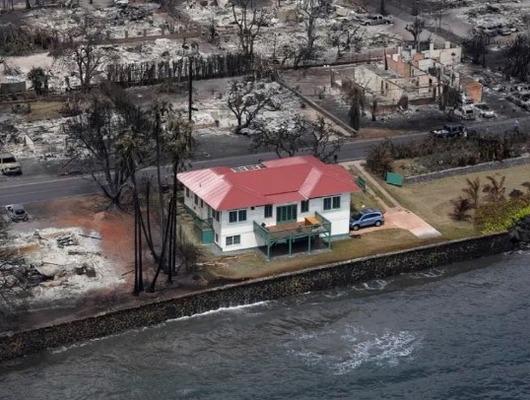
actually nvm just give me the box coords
[229,209,247,223]
[185,187,190,197]
[194,194,199,205]
[323,196,341,210]
[264,204,273,218]
[301,200,309,213]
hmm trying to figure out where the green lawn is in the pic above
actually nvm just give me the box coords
[199,229,438,281]
[383,164,530,239]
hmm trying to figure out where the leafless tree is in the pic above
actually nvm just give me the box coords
[62,89,149,208]
[304,116,344,162]
[250,115,306,157]
[53,17,107,91]
[231,0,267,59]
[463,32,489,67]
[251,115,343,161]
[327,20,363,59]
[296,0,333,61]
[504,34,530,82]
[405,17,425,51]
[226,78,282,133]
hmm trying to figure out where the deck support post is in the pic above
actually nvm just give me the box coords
[308,234,312,253]
[288,235,292,256]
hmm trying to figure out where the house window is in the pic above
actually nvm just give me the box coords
[226,235,241,246]
[186,187,190,197]
[200,199,204,208]
[194,194,198,205]
[264,204,273,218]
[229,209,247,223]
[324,196,341,210]
[301,200,309,213]
[215,233,218,243]
[276,204,297,224]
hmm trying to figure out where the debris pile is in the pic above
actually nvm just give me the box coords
[2,227,124,308]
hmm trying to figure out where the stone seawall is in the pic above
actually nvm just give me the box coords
[0,233,513,363]
[404,155,530,184]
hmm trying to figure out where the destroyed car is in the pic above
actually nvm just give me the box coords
[5,204,29,222]
[360,14,393,26]
[455,105,476,120]
[431,124,467,138]
[0,152,22,175]
[474,103,496,119]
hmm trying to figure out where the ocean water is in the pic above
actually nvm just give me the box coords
[1,250,530,400]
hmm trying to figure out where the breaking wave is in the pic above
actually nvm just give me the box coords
[289,325,420,375]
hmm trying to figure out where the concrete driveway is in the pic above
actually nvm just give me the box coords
[356,208,442,239]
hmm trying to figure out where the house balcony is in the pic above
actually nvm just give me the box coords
[254,212,332,259]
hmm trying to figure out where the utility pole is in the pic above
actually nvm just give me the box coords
[183,41,199,122]
[188,57,193,122]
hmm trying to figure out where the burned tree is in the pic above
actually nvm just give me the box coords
[226,78,282,134]
[251,115,343,162]
[133,106,197,291]
[504,34,530,82]
[62,93,148,208]
[53,19,106,91]
[327,19,363,59]
[231,0,266,59]
[463,32,489,67]
[296,0,333,62]
[250,115,306,157]
[405,17,425,51]
[305,117,344,162]
[27,67,49,95]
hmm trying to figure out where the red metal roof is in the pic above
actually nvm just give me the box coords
[177,156,360,211]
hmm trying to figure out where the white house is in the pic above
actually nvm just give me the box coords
[177,156,360,258]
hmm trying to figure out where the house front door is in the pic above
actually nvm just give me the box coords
[276,204,297,224]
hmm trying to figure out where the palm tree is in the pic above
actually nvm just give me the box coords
[482,175,506,203]
[449,197,472,221]
[462,177,481,208]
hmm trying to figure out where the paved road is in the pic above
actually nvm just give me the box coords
[0,116,529,206]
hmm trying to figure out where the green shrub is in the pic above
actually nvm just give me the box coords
[475,199,530,233]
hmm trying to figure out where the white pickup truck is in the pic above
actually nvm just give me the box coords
[359,14,393,26]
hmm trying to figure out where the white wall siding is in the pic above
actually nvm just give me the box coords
[185,188,352,252]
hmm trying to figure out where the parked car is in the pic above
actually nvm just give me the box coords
[5,204,29,222]
[360,14,393,26]
[0,152,22,175]
[474,103,497,119]
[350,208,384,231]
[455,105,476,120]
[430,124,467,138]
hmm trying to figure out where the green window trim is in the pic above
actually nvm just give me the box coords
[276,204,297,224]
